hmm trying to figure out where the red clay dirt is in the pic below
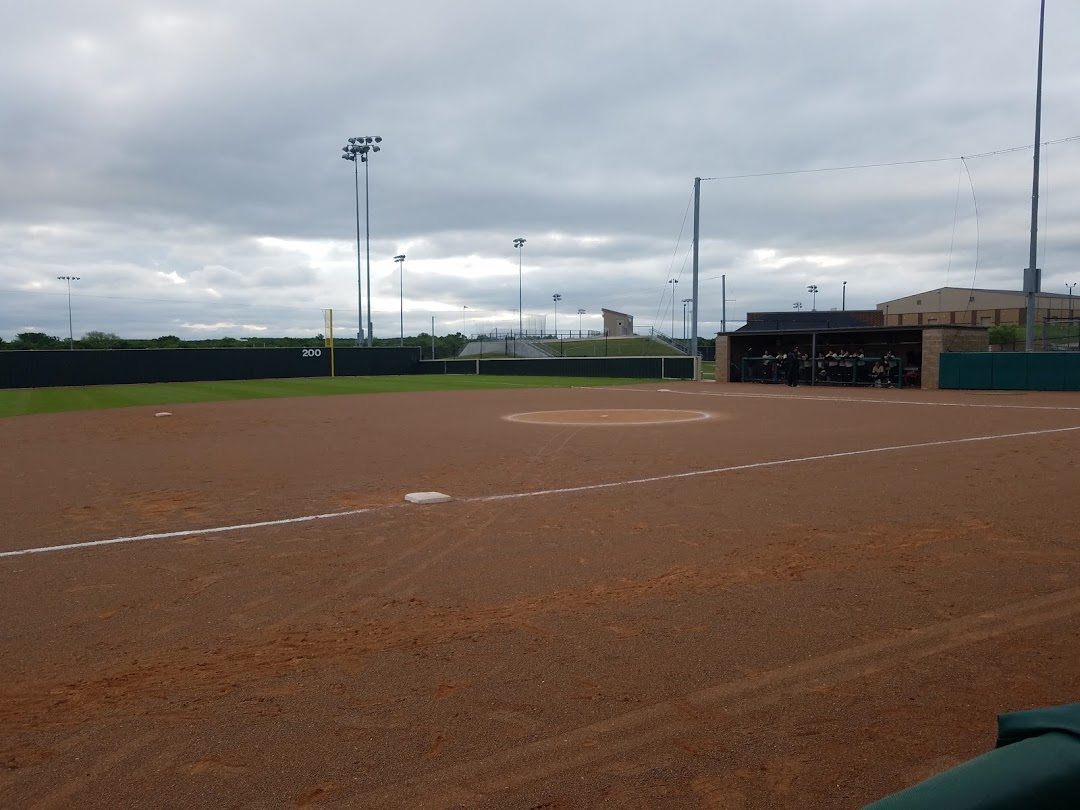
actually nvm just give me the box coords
[1,381,1079,809]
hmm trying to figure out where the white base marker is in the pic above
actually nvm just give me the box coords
[405,491,452,504]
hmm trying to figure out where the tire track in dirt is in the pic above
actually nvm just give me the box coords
[14,728,166,810]
[349,584,1080,807]
[0,518,1050,731]
[253,502,507,634]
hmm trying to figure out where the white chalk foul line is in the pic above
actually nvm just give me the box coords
[463,424,1080,503]
[3,424,1078,560]
[0,506,389,559]
[586,385,1080,411]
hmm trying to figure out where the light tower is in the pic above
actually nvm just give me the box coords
[513,238,526,336]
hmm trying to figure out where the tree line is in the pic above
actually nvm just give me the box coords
[0,331,469,359]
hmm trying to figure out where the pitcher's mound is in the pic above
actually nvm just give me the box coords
[505,409,713,426]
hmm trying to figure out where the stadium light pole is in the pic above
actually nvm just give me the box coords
[394,254,406,346]
[842,281,847,311]
[1068,283,1077,351]
[341,143,365,345]
[57,276,80,349]
[1024,0,1046,352]
[682,298,693,343]
[669,279,678,337]
[793,302,803,311]
[552,294,561,336]
[514,238,526,336]
[577,308,585,337]
[807,284,818,311]
[343,136,382,347]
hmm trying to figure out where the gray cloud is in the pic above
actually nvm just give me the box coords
[2,0,1079,342]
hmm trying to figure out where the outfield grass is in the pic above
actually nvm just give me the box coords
[537,337,685,358]
[0,375,660,418]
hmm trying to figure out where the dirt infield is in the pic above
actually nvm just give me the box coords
[2,382,1080,809]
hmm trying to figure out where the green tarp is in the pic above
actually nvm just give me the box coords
[864,703,1080,809]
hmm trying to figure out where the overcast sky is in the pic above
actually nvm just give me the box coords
[3,0,1079,342]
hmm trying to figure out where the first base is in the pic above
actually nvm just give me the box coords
[405,491,452,504]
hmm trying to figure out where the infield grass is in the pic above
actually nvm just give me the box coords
[0,375,661,418]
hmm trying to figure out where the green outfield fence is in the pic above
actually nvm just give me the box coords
[0,347,421,389]
[939,352,1080,390]
[0,349,695,389]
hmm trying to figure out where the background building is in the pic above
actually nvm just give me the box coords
[602,309,634,337]
[877,287,1077,327]
[736,310,883,333]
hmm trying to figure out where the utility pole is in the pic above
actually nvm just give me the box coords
[1025,0,1046,352]
[691,177,701,376]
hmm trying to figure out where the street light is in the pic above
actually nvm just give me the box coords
[514,238,526,336]
[669,279,678,337]
[394,254,406,346]
[577,308,585,337]
[807,284,818,311]
[342,135,382,347]
[842,281,847,311]
[793,302,803,311]
[552,294,561,336]
[57,276,80,349]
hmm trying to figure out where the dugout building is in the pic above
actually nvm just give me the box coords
[715,320,990,390]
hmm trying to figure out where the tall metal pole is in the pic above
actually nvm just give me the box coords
[67,280,74,349]
[354,159,363,345]
[514,238,526,336]
[1025,0,1046,353]
[721,274,726,333]
[431,315,435,358]
[691,177,701,375]
[343,137,381,346]
[395,255,405,346]
[1068,283,1076,351]
[669,278,678,338]
[57,276,79,349]
[842,281,847,311]
[364,157,373,347]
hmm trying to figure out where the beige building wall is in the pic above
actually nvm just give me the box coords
[884,307,1065,328]
[880,288,1074,327]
